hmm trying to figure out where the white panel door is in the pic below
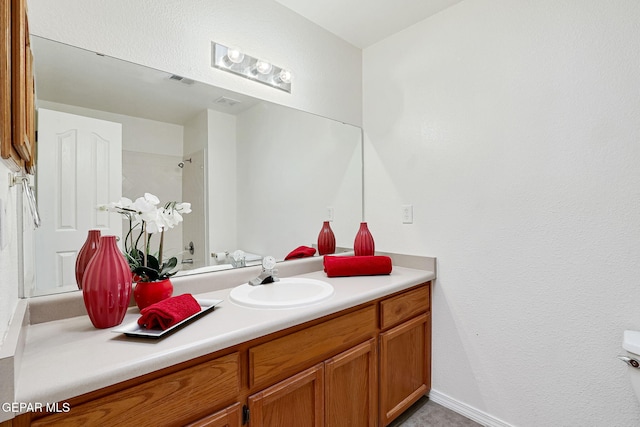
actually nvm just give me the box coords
[34,109,122,296]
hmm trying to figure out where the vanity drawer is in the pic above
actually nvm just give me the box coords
[32,352,240,427]
[380,284,430,330]
[249,305,376,388]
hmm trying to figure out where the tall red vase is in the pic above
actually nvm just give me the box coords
[354,222,375,256]
[133,279,173,310]
[81,236,132,329]
[317,221,336,255]
[75,229,101,290]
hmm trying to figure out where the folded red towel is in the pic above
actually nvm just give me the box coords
[285,245,316,260]
[323,255,393,277]
[137,294,201,330]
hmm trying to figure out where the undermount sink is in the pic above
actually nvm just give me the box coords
[229,277,334,309]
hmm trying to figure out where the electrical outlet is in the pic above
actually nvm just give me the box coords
[326,207,334,221]
[401,204,413,224]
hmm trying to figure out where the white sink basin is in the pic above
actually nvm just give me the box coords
[229,278,334,309]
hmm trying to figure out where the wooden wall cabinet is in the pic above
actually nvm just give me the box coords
[15,282,431,427]
[1,0,35,173]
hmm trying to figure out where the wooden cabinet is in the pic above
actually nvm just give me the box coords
[325,339,377,427]
[1,0,35,173]
[16,282,431,427]
[379,313,431,426]
[248,338,377,427]
[249,305,376,388]
[185,403,242,427]
[248,364,325,427]
[30,352,241,427]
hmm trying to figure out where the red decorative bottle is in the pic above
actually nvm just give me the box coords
[81,236,132,329]
[75,229,101,290]
[317,221,336,255]
[354,222,375,256]
[133,278,174,310]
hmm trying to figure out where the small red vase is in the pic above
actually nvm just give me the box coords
[81,236,132,329]
[354,222,375,256]
[133,279,173,310]
[317,221,336,255]
[75,229,101,290]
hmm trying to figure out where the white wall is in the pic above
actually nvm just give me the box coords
[183,111,210,268]
[36,101,184,156]
[0,167,20,343]
[27,0,362,127]
[236,102,362,260]
[363,0,640,425]
[206,110,238,257]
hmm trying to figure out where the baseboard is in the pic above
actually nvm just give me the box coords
[428,389,513,427]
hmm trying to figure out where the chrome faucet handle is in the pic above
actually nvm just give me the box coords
[248,256,279,286]
[262,256,276,272]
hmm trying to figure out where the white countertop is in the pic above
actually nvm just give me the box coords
[15,266,434,406]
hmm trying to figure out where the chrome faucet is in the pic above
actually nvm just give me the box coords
[249,256,279,286]
[231,250,246,268]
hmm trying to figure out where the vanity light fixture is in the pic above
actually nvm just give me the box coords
[253,59,273,75]
[212,42,292,93]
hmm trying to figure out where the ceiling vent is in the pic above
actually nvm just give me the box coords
[168,74,195,85]
[214,96,242,107]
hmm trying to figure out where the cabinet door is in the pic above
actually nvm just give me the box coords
[185,403,242,427]
[248,364,324,427]
[10,0,32,166]
[0,0,12,169]
[379,313,431,426]
[325,339,377,427]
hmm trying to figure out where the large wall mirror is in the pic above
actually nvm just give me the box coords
[28,36,363,297]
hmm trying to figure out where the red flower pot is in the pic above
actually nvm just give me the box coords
[133,279,174,310]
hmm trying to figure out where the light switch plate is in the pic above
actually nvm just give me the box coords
[401,204,413,224]
[326,206,334,221]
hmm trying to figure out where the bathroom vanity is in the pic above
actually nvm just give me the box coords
[4,255,434,426]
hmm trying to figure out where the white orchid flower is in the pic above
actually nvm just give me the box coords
[132,194,159,220]
[98,194,191,281]
[175,202,192,214]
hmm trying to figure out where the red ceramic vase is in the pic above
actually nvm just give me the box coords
[81,236,132,329]
[75,229,101,290]
[133,279,174,310]
[317,221,336,255]
[354,222,375,256]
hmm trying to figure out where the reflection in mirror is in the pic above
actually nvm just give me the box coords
[29,36,363,297]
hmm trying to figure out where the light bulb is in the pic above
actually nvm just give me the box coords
[226,48,244,64]
[255,60,272,75]
[277,69,292,84]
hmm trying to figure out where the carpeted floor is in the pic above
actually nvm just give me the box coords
[390,397,482,427]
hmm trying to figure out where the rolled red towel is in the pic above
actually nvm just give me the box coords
[137,294,201,330]
[323,255,393,277]
[284,245,316,260]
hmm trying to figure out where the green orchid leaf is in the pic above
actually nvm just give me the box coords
[133,266,160,282]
